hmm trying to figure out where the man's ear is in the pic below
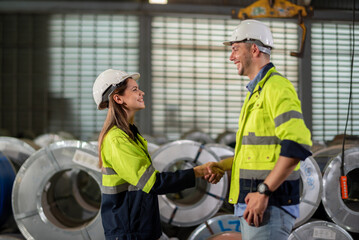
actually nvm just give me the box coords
[113,94,123,104]
[252,44,261,57]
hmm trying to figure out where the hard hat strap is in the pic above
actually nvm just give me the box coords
[102,82,123,104]
[257,45,271,55]
[244,39,272,55]
[232,39,272,55]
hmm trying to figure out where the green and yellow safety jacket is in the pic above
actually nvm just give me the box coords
[229,65,312,206]
[100,125,195,240]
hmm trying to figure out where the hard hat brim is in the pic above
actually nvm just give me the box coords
[130,73,140,81]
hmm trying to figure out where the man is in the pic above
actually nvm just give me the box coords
[216,19,312,239]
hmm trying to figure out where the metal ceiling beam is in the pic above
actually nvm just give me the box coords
[0,1,239,17]
[1,1,358,21]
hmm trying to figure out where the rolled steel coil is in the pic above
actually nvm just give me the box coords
[322,147,359,233]
[188,214,241,240]
[142,134,169,146]
[151,140,228,227]
[181,130,215,144]
[312,144,356,173]
[0,137,36,169]
[294,156,322,228]
[34,132,77,148]
[204,143,234,213]
[216,131,236,149]
[0,152,16,228]
[0,234,25,240]
[288,220,353,240]
[12,140,104,240]
[311,140,326,154]
[205,144,234,160]
[147,142,160,156]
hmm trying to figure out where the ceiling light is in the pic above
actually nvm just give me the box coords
[149,0,168,4]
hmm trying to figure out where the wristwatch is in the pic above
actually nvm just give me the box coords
[257,182,272,196]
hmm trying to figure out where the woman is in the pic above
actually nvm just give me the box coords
[92,69,223,240]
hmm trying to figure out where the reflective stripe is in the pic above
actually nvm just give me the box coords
[240,169,300,181]
[242,132,280,145]
[102,183,130,194]
[102,167,117,175]
[128,185,140,191]
[136,164,156,189]
[274,110,303,128]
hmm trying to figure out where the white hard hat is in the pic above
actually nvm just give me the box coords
[93,69,140,110]
[223,19,274,51]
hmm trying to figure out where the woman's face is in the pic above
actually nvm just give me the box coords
[117,78,145,113]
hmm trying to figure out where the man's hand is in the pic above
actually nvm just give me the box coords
[194,162,224,184]
[243,192,269,227]
[205,162,225,184]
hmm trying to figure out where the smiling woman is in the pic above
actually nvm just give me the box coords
[92,69,225,240]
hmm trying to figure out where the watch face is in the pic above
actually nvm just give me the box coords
[258,183,265,193]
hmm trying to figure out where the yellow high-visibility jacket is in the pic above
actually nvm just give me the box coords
[100,125,195,239]
[101,126,158,195]
[229,66,312,206]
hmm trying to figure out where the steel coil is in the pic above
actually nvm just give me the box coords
[34,132,77,148]
[0,234,25,240]
[0,152,16,228]
[289,220,353,240]
[12,140,103,240]
[312,144,355,173]
[216,131,236,149]
[147,142,160,156]
[204,143,234,214]
[0,137,35,169]
[322,147,359,233]
[295,156,322,228]
[142,134,169,146]
[204,144,234,160]
[181,130,215,144]
[152,140,228,227]
[188,214,241,240]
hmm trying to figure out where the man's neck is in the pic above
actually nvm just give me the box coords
[248,58,270,80]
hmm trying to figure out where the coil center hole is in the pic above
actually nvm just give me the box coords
[164,159,208,207]
[344,168,359,212]
[41,169,101,228]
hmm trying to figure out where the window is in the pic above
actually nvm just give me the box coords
[311,22,359,141]
[152,16,299,140]
[49,14,139,140]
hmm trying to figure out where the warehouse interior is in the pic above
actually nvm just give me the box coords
[0,0,359,239]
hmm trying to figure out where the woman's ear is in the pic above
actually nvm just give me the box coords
[113,94,123,104]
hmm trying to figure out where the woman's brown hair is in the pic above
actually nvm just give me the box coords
[97,78,136,167]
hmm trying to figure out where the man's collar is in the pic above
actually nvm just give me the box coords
[246,62,274,93]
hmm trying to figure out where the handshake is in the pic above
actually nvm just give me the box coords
[193,161,225,184]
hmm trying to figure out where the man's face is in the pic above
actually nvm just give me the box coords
[229,42,252,77]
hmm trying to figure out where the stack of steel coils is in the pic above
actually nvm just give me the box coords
[1,132,358,240]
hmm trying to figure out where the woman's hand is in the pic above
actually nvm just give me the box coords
[194,162,224,184]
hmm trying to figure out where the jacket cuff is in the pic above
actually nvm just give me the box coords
[280,139,312,160]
